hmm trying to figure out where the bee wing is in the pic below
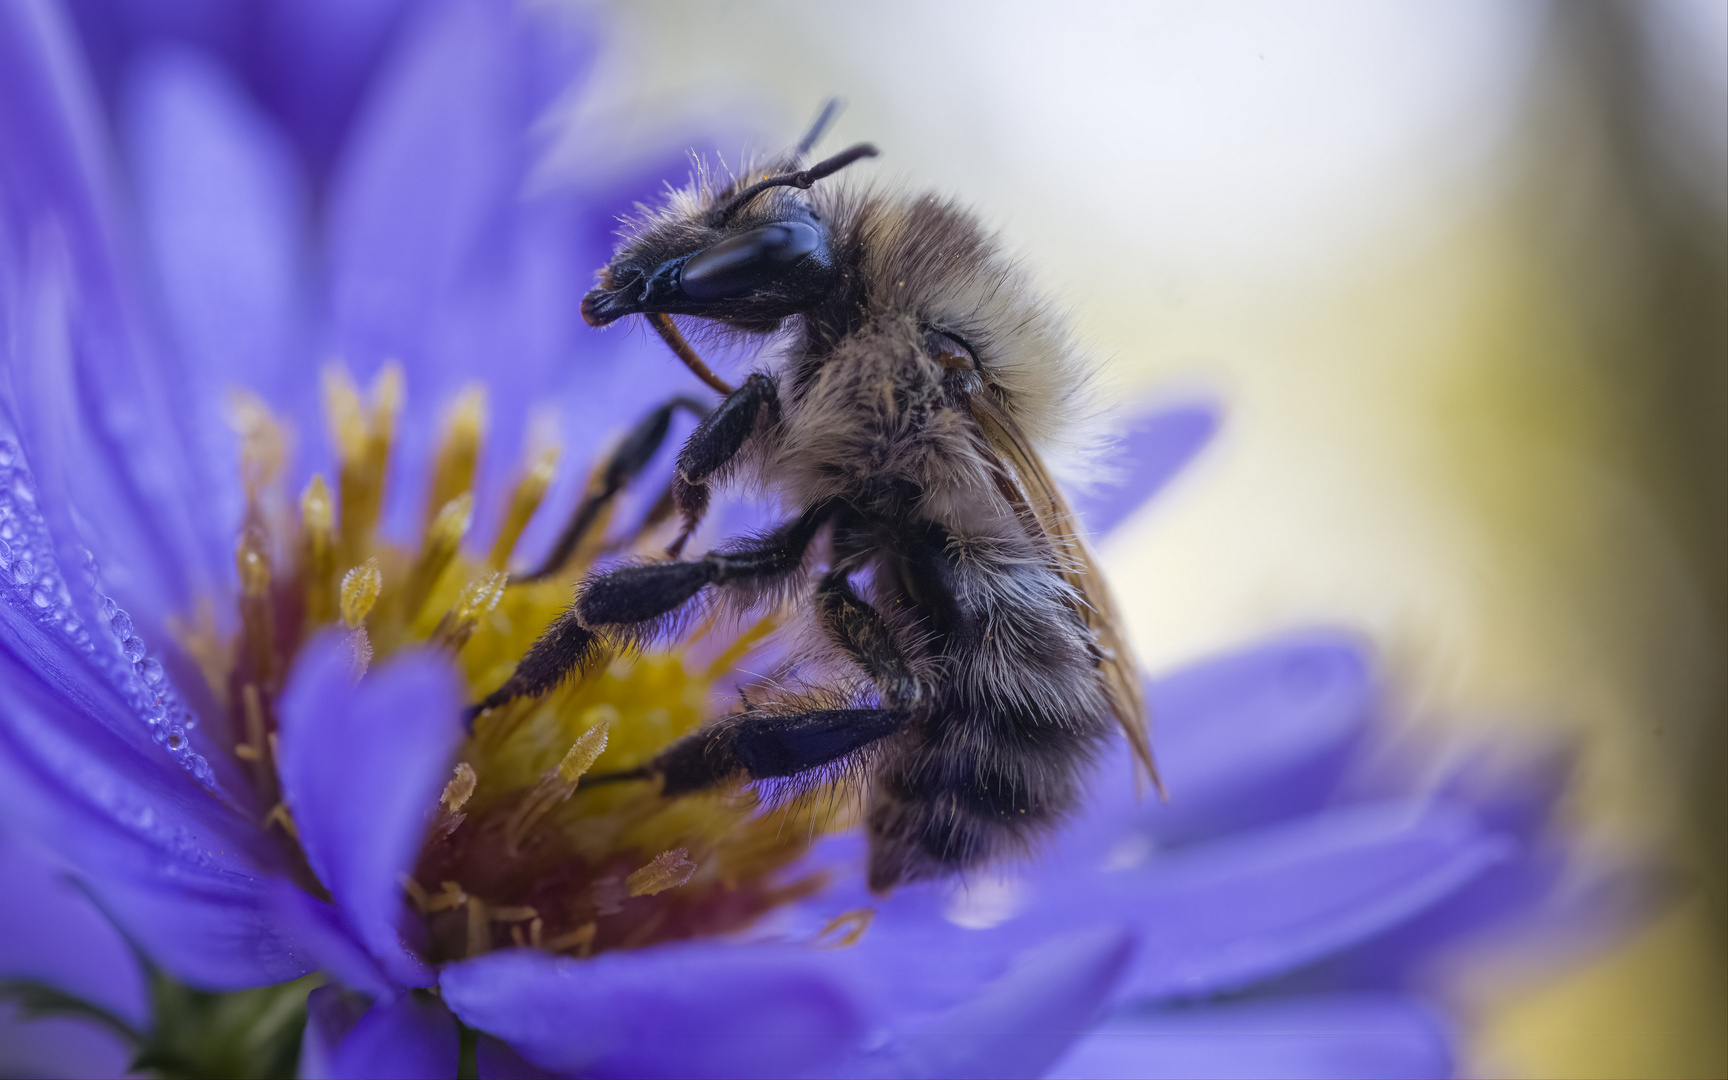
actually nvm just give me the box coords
[968,393,1164,796]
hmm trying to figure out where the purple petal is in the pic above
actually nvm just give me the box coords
[0,646,309,989]
[1057,630,1374,864]
[846,926,1135,1080]
[1047,993,1452,1080]
[249,0,415,178]
[276,633,464,989]
[122,44,310,534]
[440,944,867,1079]
[307,988,460,1080]
[0,831,147,1028]
[0,0,233,615]
[266,883,397,1001]
[1074,400,1220,541]
[1041,801,1514,1000]
[0,1008,135,1079]
[326,0,544,368]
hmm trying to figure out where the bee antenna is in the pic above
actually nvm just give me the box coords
[714,142,879,224]
[798,98,845,155]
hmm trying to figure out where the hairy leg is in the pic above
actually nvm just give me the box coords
[519,396,709,582]
[814,572,922,709]
[469,502,832,721]
[668,372,779,556]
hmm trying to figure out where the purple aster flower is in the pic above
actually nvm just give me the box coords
[0,1,1610,1077]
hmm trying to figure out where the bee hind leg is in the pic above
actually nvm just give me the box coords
[815,572,922,709]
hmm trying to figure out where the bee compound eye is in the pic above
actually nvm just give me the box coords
[679,221,823,301]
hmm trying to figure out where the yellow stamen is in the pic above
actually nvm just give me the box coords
[327,362,403,568]
[442,762,477,812]
[487,443,559,570]
[340,557,382,629]
[528,918,543,949]
[502,718,611,854]
[239,682,269,778]
[300,475,337,626]
[263,802,299,839]
[346,626,373,680]
[426,385,486,531]
[227,390,286,497]
[488,905,538,923]
[556,721,610,783]
[812,908,874,949]
[544,922,595,957]
[400,875,432,912]
[236,519,274,683]
[401,492,473,624]
[427,881,468,913]
[465,896,489,958]
[627,848,696,897]
[430,571,506,652]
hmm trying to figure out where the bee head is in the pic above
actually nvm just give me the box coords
[581,136,877,333]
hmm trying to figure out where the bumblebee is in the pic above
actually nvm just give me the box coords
[474,105,1156,891]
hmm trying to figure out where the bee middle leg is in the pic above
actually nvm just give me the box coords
[576,499,830,632]
[467,502,831,722]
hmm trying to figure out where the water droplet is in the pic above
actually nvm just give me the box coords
[11,558,35,586]
[0,538,11,568]
[138,657,167,686]
[30,585,52,609]
[122,636,145,662]
[109,609,133,639]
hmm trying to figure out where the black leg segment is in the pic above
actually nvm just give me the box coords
[591,707,909,796]
[521,396,709,581]
[577,501,834,630]
[815,573,921,708]
[465,609,601,724]
[670,373,779,546]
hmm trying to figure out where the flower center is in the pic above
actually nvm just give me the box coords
[196,364,837,962]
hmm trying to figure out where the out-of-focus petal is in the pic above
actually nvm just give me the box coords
[0,645,308,989]
[1046,993,1452,1080]
[0,831,147,1027]
[440,944,867,1079]
[0,1009,135,1079]
[276,633,463,989]
[1049,802,1514,1000]
[0,0,233,616]
[306,988,460,1080]
[123,45,310,531]
[1074,400,1220,541]
[1058,630,1374,863]
[845,926,1135,1080]
[326,0,545,369]
[267,884,397,1001]
[252,0,414,177]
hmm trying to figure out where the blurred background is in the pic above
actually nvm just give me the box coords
[556,1,1726,1076]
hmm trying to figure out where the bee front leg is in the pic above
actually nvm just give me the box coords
[519,395,710,581]
[668,372,779,556]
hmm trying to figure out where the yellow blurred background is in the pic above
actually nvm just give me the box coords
[565,2,1726,1075]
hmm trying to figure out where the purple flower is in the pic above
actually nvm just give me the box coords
[0,1,1599,1077]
